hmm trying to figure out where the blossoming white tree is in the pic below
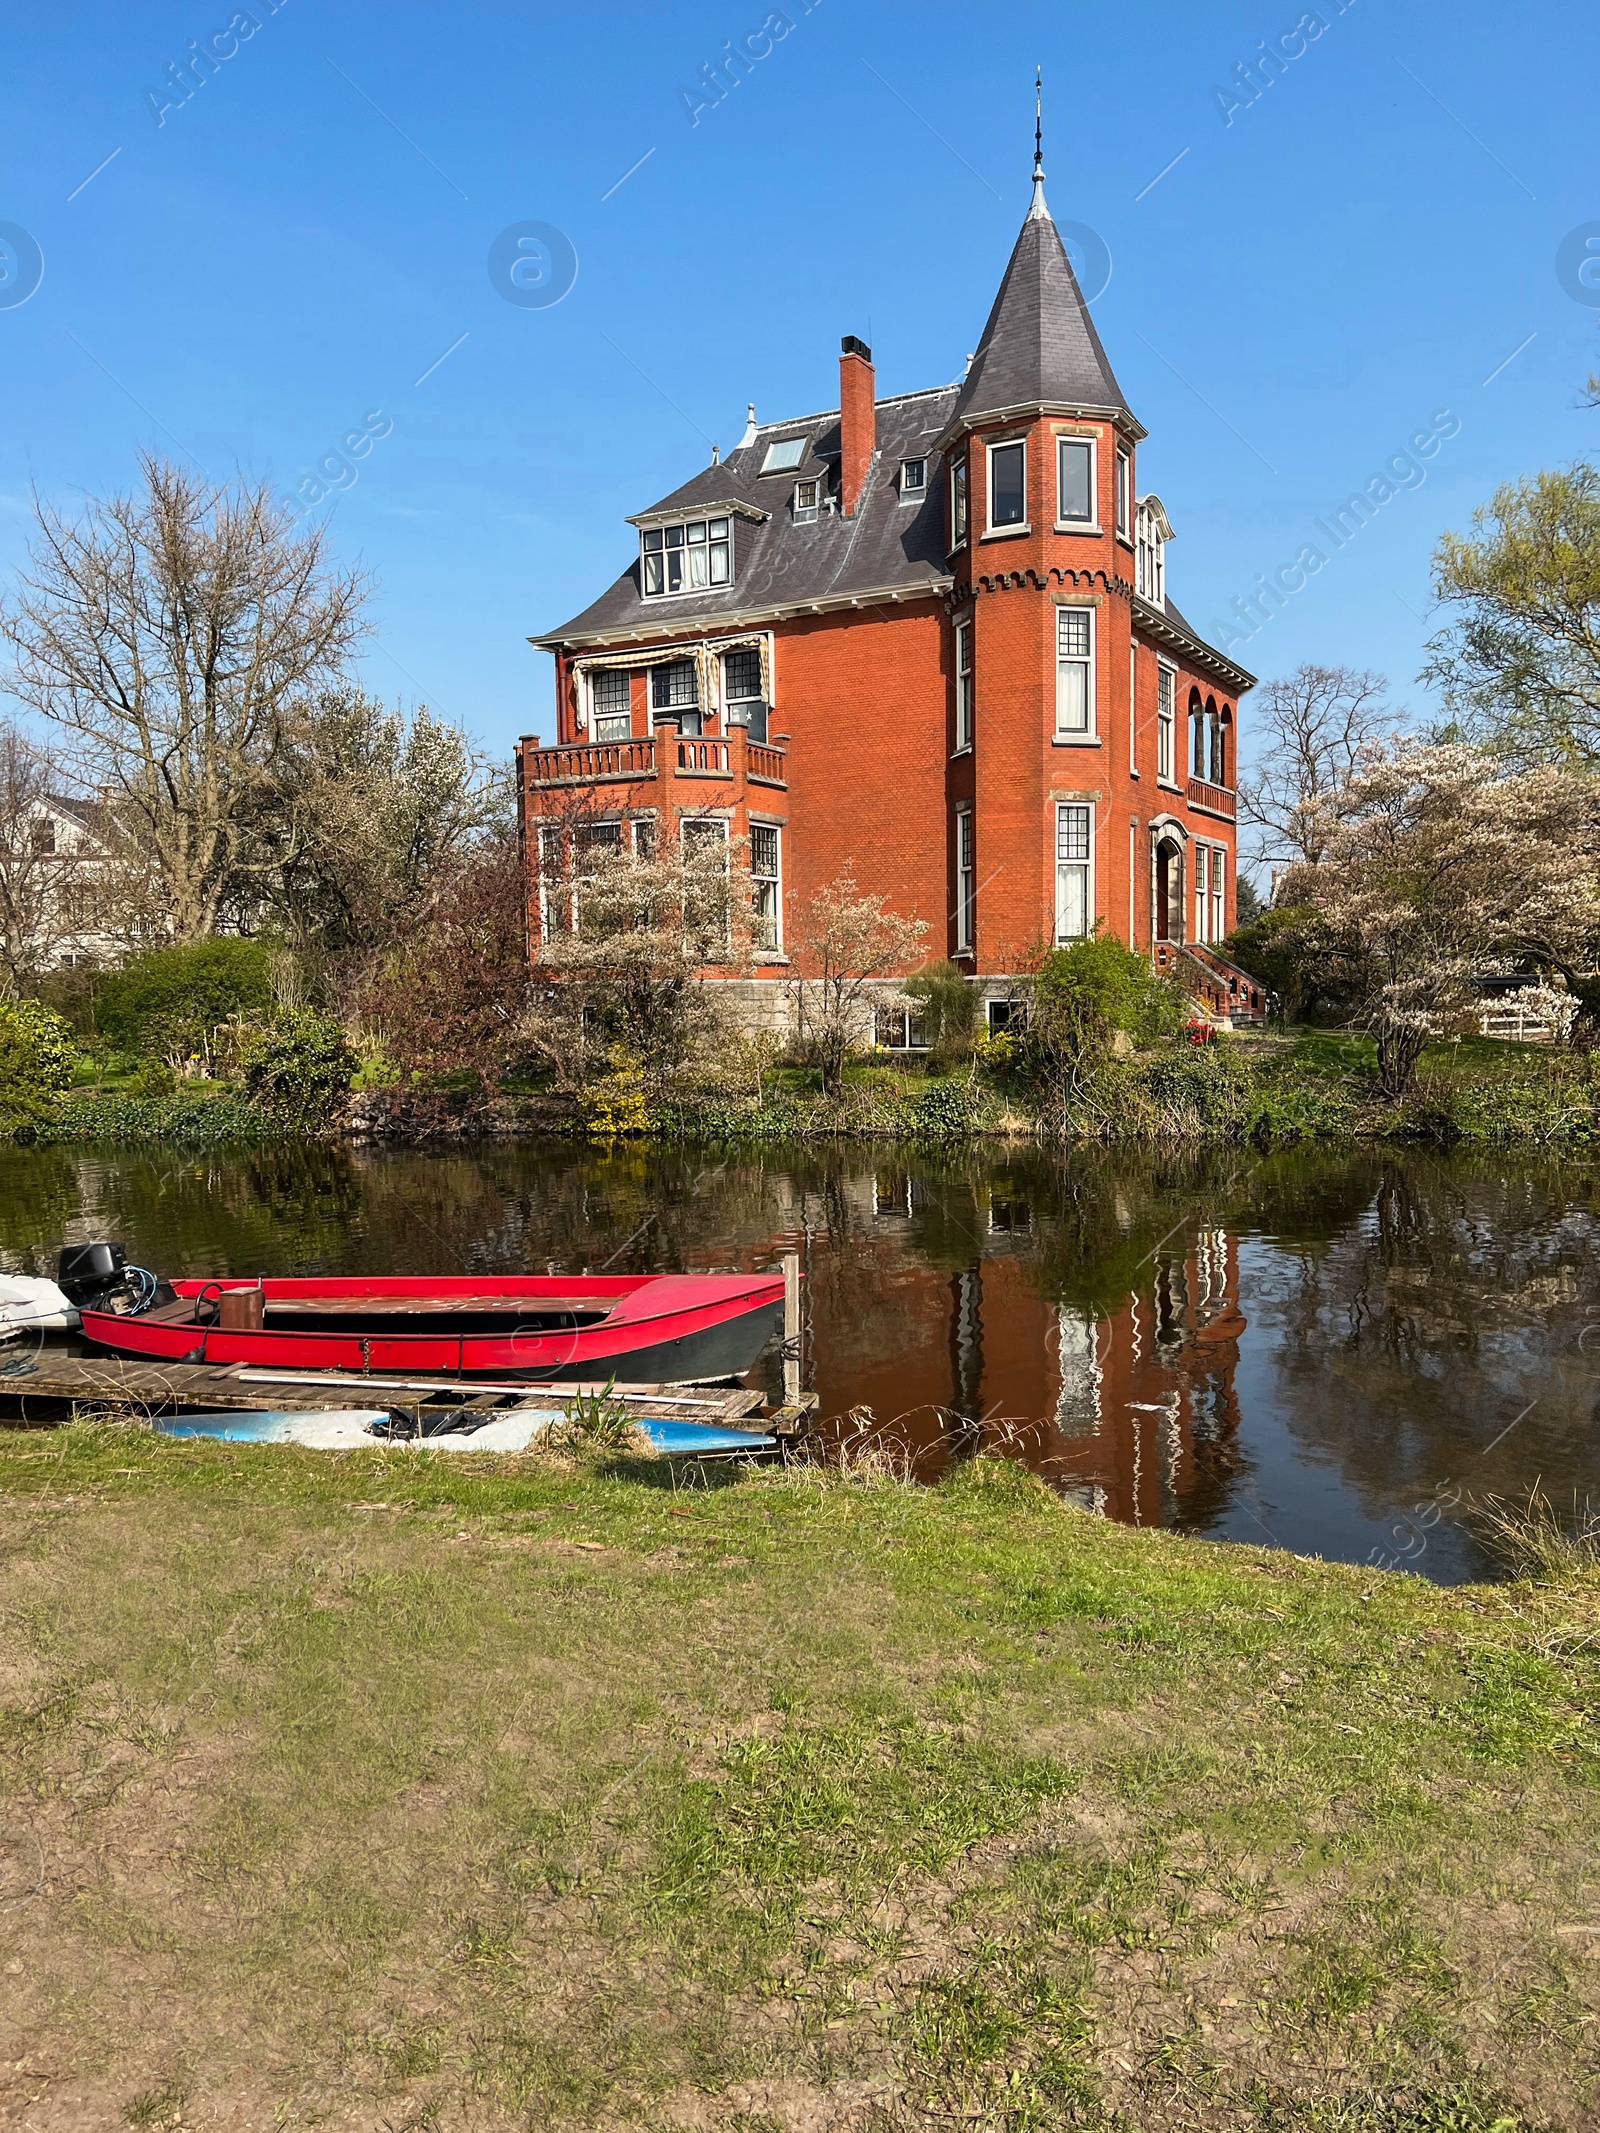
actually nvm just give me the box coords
[1291,743,1600,1098]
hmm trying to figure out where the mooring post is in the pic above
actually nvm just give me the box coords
[781,1250,801,1408]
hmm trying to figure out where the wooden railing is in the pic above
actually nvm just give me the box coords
[1186,776,1236,819]
[525,738,656,787]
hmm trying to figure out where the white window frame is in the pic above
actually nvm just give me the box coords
[1135,500,1165,603]
[954,620,973,753]
[1056,434,1098,529]
[873,1003,928,1050]
[1115,448,1131,541]
[1054,605,1096,740]
[587,667,633,743]
[1211,845,1226,943]
[721,645,767,741]
[1054,802,1095,943]
[985,438,1027,533]
[760,436,809,474]
[792,478,820,525]
[681,814,731,956]
[641,516,732,598]
[750,820,782,954]
[1156,660,1177,785]
[1194,842,1210,943]
[955,806,974,952]
[1128,643,1138,776]
[899,457,927,499]
[949,457,968,549]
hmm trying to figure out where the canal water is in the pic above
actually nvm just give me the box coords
[3,1138,1598,1583]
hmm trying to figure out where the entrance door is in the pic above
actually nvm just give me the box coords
[1154,837,1184,944]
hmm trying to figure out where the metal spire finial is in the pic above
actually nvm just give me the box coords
[1028,67,1049,218]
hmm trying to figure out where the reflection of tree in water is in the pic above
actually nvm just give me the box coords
[1239,1149,1600,1539]
[0,1147,81,1269]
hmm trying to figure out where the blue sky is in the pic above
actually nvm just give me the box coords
[0,0,1595,762]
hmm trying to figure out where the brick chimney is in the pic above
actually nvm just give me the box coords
[838,334,875,517]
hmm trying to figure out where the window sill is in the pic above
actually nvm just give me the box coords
[1052,734,1101,747]
[754,953,790,966]
[980,525,1031,542]
[1156,777,1185,795]
[1115,532,1134,550]
[950,743,973,759]
[1053,521,1103,536]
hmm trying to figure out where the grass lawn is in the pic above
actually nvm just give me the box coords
[2,1428,1598,2130]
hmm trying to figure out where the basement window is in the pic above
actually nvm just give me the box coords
[761,436,808,473]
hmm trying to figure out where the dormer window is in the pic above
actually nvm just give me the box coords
[793,478,820,525]
[1135,497,1172,605]
[760,436,808,474]
[640,516,731,597]
[899,457,926,497]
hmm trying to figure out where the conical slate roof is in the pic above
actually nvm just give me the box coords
[948,177,1135,430]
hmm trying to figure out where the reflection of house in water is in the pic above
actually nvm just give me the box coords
[1045,1233,1246,1524]
[804,1169,1246,1529]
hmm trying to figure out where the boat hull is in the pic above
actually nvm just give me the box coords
[79,1271,786,1385]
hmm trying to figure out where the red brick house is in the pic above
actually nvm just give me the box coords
[522,147,1261,1034]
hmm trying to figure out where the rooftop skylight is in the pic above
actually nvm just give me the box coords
[760,436,808,474]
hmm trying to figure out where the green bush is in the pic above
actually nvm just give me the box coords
[1032,933,1187,1070]
[38,1091,266,1148]
[240,1013,356,1130]
[1223,904,1349,1024]
[94,940,276,1054]
[902,961,979,1070]
[0,998,81,1136]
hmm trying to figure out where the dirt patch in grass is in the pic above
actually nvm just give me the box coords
[2,1431,1598,2129]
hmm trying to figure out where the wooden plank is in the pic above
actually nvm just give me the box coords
[0,1352,768,1427]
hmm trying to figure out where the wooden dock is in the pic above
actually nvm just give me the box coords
[0,1349,768,1429]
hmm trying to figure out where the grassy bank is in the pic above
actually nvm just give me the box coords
[2,1427,1598,2129]
[11,1031,1600,1153]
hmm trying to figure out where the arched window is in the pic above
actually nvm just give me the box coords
[1214,706,1232,788]
[1189,690,1206,778]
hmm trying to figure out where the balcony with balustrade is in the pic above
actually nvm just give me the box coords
[516,720,789,881]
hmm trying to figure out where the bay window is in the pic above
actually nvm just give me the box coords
[1055,606,1094,737]
[987,440,1026,530]
[1057,436,1095,526]
[1055,803,1093,941]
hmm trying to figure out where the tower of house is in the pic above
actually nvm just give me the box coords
[522,122,1258,1032]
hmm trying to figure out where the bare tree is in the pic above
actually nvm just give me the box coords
[1,454,368,941]
[791,867,928,1095]
[254,686,505,977]
[0,721,66,993]
[1237,664,1403,872]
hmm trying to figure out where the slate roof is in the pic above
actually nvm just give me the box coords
[946,181,1135,433]
[534,187,1250,686]
[535,385,960,647]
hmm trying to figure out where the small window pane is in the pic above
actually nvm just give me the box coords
[642,528,663,552]
[643,553,663,595]
[1057,806,1090,862]
[665,550,683,592]
[709,542,729,584]
[1058,439,1093,523]
[708,517,728,537]
[665,524,683,548]
[724,648,761,701]
[686,520,706,543]
[990,442,1025,527]
[1057,609,1090,658]
[652,659,699,710]
[688,546,708,587]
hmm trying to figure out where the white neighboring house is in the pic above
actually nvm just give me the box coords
[6,793,124,970]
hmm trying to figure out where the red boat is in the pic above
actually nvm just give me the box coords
[73,1268,787,1383]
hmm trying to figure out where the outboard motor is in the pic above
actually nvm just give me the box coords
[57,1242,128,1308]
